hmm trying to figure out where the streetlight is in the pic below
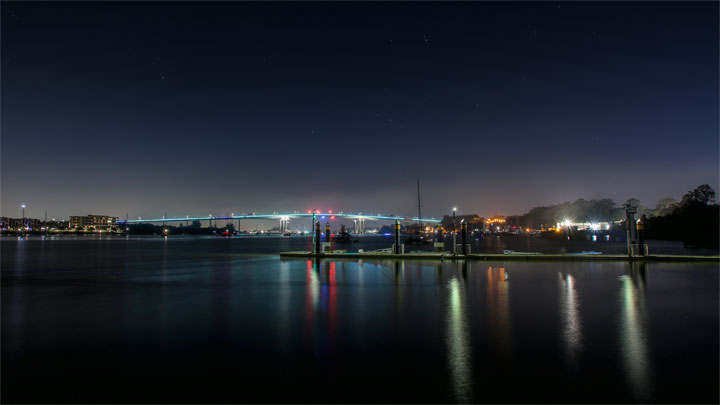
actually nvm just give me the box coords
[452,207,457,230]
[21,204,26,231]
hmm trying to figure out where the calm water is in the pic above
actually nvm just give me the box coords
[2,236,718,403]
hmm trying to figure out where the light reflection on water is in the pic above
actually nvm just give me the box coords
[619,262,652,403]
[1,238,717,403]
[487,266,512,359]
[303,260,339,357]
[278,259,291,352]
[446,264,472,403]
[559,271,583,372]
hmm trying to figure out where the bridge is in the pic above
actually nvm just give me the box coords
[118,211,441,233]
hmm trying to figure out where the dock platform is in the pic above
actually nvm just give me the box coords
[279,251,720,262]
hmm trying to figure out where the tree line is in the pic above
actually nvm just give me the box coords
[505,184,718,248]
[644,185,718,248]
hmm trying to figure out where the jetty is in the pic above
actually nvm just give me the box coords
[279,251,719,262]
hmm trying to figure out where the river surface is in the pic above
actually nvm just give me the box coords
[2,236,718,403]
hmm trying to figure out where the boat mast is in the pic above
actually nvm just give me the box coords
[417,178,423,228]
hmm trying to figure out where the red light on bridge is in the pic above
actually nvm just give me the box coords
[307,210,312,214]
[331,215,335,220]
[329,210,333,214]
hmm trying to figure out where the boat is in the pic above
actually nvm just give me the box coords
[334,224,358,243]
[405,230,432,244]
[503,250,542,255]
[405,179,433,245]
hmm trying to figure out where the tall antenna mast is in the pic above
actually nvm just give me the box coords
[417,178,423,228]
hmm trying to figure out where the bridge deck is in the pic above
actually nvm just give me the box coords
[120,212,441,223]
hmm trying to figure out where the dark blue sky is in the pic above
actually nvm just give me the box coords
[2,1,718,221]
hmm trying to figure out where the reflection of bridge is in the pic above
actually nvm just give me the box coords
[119,212,441,233]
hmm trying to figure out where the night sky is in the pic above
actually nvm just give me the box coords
[2,1,718,221]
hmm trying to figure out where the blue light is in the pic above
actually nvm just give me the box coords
[384,233,391,236]
[321,215,325,219]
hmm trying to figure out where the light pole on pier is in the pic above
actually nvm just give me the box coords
[311,209,317,242]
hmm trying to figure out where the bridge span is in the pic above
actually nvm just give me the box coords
[119,212,441,233]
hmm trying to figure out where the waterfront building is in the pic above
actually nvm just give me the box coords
[0,217,43,230]
[69,215,119,230]
[486,216,507,232]
[555,220,623,231]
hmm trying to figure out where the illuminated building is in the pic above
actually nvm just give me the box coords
[486,216,506,232]
[486,216,506,225]
[0,217,43,230]
[69,215,119,230]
